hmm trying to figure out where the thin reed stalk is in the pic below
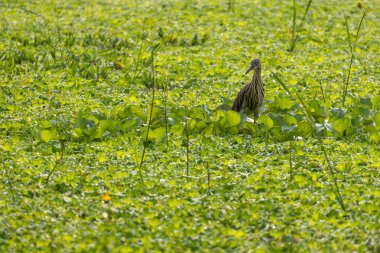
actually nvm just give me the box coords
[342,10,367,106]
[272,72,346,211]
[138,43,160,190]
[289,0,313,52]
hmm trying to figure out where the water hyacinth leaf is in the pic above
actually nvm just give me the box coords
[333,117,351,134]
[359,98,372,108]
[148,127,166,142]
[151,106,164,121]
[268,113,285,126]
[284,114,298,125]
[82,126,97,137]
[75,117,96,129]
[93,127,106,139]
[258,115,274,129]
[171,123,184,136]
[187,118,197,130]
[315,120,333,136]
[194,120,207,131]
[374,112,380,126]
[39,120,52,129]
[211,109,226,121]
[308,100,325,118]
[40,129,57,142]
[72,128,83,138]
[190,106,210,120]
[275,97,293,109]
[87,115,100,125]
[220,110,241,128]
[282,124,297,132]
[122,118,143,132]
[98,119,111,130]
[59,115,68,127]
[330,108,347,119]
[352,107,370,118]
[125,105,145,119]
[369,132,380,143]
[371,95,380,108]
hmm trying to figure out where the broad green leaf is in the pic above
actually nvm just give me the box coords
[330,108,346,119]
[371,95,380,108]
[187,118,197,130]
[40,129,57,142]
[150,106,164,121]
[308,100,325,117]
[40,120,52,129]
[1,142,12,152]
[374,112,380,126]
[284,115,297,125]
[296,122,314,136]
[171,124,184,136]
[148,127,166,142]
[93,127,106,139]
[122,105,145,120]
[275,97,293,109]
[369,132,380,143]
[194,120,207,131]
[122,118,143,132]
[116,150,127,160]
[258,115,274,129]
[211,109,226,121]
[282,124,297,132]
[315,120,333,136]
[87,115,99,124]
[220,110,241,128]
[75,117,96,129]
[72,128,83,138]
[99,119,111,130]
[359,98,372,108]
[352,106,370,118]
[333,117,351,134]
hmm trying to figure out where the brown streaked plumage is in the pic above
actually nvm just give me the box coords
[232,59,264,121]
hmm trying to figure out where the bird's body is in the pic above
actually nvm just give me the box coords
[232,59,264,121]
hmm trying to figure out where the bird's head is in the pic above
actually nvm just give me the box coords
[245,59,261,74]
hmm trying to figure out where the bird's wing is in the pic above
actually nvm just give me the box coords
[232,85,248,112]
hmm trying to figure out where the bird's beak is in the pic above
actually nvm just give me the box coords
[245,65,254,75]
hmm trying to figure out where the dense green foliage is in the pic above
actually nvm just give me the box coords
[1,0,379,252]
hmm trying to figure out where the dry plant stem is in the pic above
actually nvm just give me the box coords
[227,0,235,12]
[295,95,346,210]
[164,66,171,147]
[206,163,211,193]
[132,30,146,82]
[272,72,346,211]
[3,160,16,202]
[357,56,368,74]
[318,80,326,103]
[138,44,159,189]
[342,10,367,107]
[290,0,296,50]
[290,0,313,52]
[318,138,347,211]
[45,139,65,184]
[0,4,46,19]
[185,107,190,177]
[288,141,294,181]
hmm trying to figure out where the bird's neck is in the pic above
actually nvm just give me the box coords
[252,67,261,83]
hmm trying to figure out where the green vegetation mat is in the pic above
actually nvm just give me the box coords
[1,0,379,252]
